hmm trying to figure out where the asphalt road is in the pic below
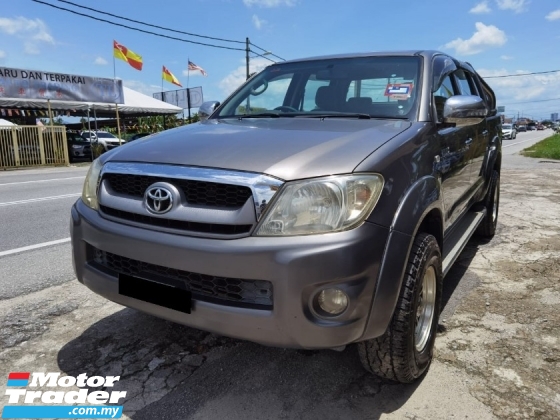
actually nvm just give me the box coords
[0,166,88,299]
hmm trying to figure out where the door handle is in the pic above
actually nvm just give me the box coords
[465,138,473,145]
[482,130,489,137]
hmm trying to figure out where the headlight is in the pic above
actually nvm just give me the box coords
[254,174,384,236]
[81,158,103,210]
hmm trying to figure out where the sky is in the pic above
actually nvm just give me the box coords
[1,0,560,121]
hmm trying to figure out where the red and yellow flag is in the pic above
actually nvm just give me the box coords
[113,40,143,71]
[162,66,182,87]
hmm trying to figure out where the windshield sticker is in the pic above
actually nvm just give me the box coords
[385,83,413,100]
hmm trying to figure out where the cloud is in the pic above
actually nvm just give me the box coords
[545,9,560,21]
[0,50,5,59]
[495,0,528,14]
[442,22,507,55]
[219,58,271,96]
[0,17,55,55]
[478,68,560,118]
[243,0,296,7]
[94,57,108,65]
[470,1,491,13]
[252,14,267,29]
[500,55,514,60]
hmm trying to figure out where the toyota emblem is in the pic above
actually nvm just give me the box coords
[145,185,173,214]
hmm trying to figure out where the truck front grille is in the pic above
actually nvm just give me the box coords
[100,205,252,235]
[104,173,252,208]
[90,246,273,310]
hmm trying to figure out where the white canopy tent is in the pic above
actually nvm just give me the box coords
[0,87,182,117]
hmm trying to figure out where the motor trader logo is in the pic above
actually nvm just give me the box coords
[2,372,126,418]
[144,184,174,214]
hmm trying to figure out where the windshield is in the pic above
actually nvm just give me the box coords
[502,124,512,129]
[215,56,421,120]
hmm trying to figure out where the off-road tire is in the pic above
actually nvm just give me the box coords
[358,233,442,383]
[476,169,500,238]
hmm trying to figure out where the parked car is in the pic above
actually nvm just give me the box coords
[81,130,125,152]
[501,123,516,139]
[66,131,92,162]
[517,125,527,132]
[71,50,501,383]
[536,124,544,131]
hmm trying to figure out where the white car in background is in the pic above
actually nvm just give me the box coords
[502,123,516,140]
[81,130,126,152]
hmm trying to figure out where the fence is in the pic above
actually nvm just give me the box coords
[0,126,69,169]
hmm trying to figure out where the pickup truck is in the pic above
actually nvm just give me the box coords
[71,50,501,383]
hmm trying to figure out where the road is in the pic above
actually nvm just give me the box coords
[0,166,87,299]
[0,130,558,420]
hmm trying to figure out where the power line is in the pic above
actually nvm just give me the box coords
[56,0,244,45]
[31,0,245,52]
[484,70,560,79]
[249,41,285,61]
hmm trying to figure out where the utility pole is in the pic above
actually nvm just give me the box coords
[246,37,250,80]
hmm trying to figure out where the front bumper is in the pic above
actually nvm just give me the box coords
[70,199,390,349]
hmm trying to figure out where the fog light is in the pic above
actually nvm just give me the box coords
[317,288,348,315]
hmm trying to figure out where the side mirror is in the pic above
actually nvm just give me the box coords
[199,101,220,121]
[443,95,488,127]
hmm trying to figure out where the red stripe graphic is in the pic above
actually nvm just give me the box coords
[8,372,30,380]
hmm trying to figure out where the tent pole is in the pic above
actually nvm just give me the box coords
[115,103,122,145]
[87,108,94,161]
[47,99,54,128]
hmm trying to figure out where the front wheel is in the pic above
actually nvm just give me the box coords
[358,233,442,383]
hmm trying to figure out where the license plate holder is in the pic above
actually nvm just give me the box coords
[118,273,191,314]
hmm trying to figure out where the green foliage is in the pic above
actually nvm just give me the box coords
[91,142,105,159]
[521,134,560,160]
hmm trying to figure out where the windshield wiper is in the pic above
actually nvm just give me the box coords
[237,113,281,119]
[304,113,371,120]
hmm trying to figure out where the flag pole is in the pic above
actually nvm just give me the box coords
[187,58,191,124]
[162,67,166,130]
[116,103,122,145]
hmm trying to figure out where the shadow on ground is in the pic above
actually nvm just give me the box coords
[58,306,421,419]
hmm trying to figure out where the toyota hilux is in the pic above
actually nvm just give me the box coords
[71,50,501,383]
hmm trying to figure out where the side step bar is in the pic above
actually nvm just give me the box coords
[442,210,486,277]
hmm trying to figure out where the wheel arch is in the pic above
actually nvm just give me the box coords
[360,176,444,341]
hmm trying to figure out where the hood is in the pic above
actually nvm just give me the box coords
[105,118,411,181]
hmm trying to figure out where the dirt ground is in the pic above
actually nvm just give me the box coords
[0,162,559,419]
[436,165,560,419]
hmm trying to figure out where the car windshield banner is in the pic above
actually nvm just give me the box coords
[0,67,124,104]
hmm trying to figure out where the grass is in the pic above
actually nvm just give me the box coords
[520,133,560,160]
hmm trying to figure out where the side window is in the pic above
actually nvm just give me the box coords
[434,75,455,99]
[455,70,476,96]
[433,75,456,122]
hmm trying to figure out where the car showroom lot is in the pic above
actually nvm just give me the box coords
[0,133,558,419]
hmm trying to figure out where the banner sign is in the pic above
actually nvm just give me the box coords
[153,86,203,109]
[0,67,124,104]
